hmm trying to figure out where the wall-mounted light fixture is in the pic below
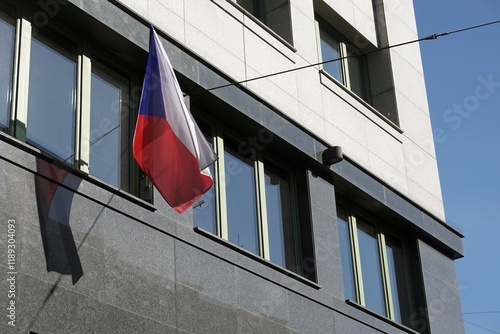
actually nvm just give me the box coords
[322,146,343,166]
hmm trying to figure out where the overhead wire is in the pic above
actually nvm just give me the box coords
[463,310,500,333]
[186,18,500,96]
[464,320,500,334]
[82,19,500,160]
[464,311,500,315]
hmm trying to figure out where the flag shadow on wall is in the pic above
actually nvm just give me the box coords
[34,158,83,285]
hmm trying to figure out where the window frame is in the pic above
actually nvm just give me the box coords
[192,112,306,277]
[337,200,416,328]
[85,52,133,191]
[26,24,79,163]
[0,3,16,134]
[315,18,372,104]
[5,5,141,197]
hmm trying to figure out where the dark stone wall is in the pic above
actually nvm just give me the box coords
[0,135,462,334]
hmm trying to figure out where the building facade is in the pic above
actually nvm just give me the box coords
[0,0,465,333]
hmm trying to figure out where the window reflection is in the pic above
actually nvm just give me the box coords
[225,143,259,255]
[193,164,216,232]
[319,26,343,83]
[337,205,356,301]
[0,12,14,132]
[89,63,129,188]
[386,237,413,326]
[27,31,76,162]
[336,203,418,325]
[189,122,305,275]
[317,20,371,104]
[264,163,293,268]
[357,220,386,316]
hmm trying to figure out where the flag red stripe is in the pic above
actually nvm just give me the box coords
[133,114,213,213]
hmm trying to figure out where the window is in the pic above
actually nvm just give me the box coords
[26,30,77,162]
[337,203,416,329]
[316,19,371,103]
[193,117,308,277]
[4,8,137,195]
[224,136,260,255]
[89,62,130,189]
[0,8,15,133]
[232,0,293,44]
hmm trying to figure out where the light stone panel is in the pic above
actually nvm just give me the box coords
[291,0,315,20]
[290,5,320,65]
[386,17,424,73]
[184,0,246,62]
[320,72,402,140]
[408,179,445,222]
[390,51,430,113]
[397,92,436,157]
[155,0,184,18]
[324,0,355,28]
[390,0,418,34]
[402,139,444,200]
[184,22,246,81]
[296,67,324,115]
[382,1,417,39]
[323,0,377,46]
[365,119,406,174]
[241,13,296,60]
[246,65,301,122]
[325,123,371,168]
[393,43,425,83]
[148,0,185,43]
[243,26,298,97]
[385,13,418,45]
[355,0,375,19]
[298,104,327,139]
[210,0,246,21]
[353,4,377,45]
[368,151,409,196]
[322,87,368,148]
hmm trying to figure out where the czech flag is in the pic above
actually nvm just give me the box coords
[133,26,217,213]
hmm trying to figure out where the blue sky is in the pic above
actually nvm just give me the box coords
[413,1,500,333]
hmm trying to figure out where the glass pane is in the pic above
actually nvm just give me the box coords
[319,26,343,83]
[357,220,386,316]
[27,32,76,162]
[264,164,294,269]
[347,47,370,103]
[225,145,259,254]
[193,121,216,234]
[386,237,413,326]
[89,63,128,188]
[0,12,15,132]
[337,205,356,301]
